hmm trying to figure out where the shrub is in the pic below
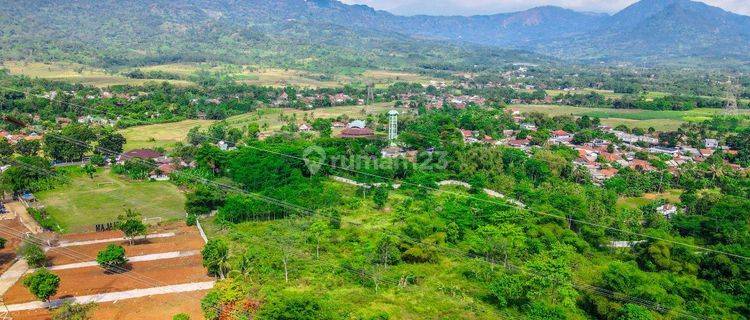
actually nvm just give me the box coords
[18,241,46,268]
[96,244,128,272]
[172,314,190,320]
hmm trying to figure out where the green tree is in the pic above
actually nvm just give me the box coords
[15,139,41,156]
[96,244,128,272]
[97,132,126,154]
[202,239,229,278]
[116,209,147,245]
[43,125,96,162]
[52,302,97,320]
[22,268,60,302]
[308,220,329,258]
[19,240,46,268]
[83,164,96,179]
[372,187,389,209]
[311,118,332,137]
[0,138,13,159]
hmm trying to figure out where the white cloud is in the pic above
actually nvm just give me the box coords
[341,0,750,16]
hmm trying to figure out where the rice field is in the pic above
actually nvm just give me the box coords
[510,104,750,131]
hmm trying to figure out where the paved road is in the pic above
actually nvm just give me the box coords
[57,232,176,248]
[5,281,216,312]
[31,250,201,272]
[0,259,28,296]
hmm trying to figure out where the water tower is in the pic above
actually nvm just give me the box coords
[388,110,399,143]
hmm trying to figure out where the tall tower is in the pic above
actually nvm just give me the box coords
[388,110,399,143]
[724,77,738,115]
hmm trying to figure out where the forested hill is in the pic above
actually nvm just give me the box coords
[1,0,749,70]
[0,0,547,72]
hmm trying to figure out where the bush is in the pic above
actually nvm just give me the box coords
[257,292,333,320]
[96,244,128,272]
[28,207,57,231]
[0,237,6,249]
[186,214,197,226]
[52,302,97,320]
[172,314,190,320]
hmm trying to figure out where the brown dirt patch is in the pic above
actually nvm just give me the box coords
[0,218,31,273]
[10,290,209,320]
[5,255,211,304]
[47,226,204,265]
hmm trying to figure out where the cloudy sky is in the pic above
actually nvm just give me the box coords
[341,0,750,16]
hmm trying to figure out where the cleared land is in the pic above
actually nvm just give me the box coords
[34,169,186,233]
[510,104,750,131]
[616,189,683,210]
[3,223,210,320]
[1,61,193,87]
[119,103,402,150]
[119,119,214,151]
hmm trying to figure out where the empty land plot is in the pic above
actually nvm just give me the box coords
[3,255,210,304]
[47,226,203,266]
[0,218,31,274]
[10,289,209,320]
[119,119,214,151]
[34,170,186,233]
[510,104,750,131]
[1,61,193,87]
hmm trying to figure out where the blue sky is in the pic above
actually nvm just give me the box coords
[341,0,750,16]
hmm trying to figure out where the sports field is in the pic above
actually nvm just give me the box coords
[35,169,186,233]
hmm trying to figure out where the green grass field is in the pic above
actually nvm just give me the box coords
[119,103,401,150]
[510,104,750,131]
[616,189,683,210]
[2,61,194,87]
[35,169,186,233]
[119,119,215,151]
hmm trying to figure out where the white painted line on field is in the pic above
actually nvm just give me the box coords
[5,280,216,312]
[29,250,201,272]
[56,232,176,248]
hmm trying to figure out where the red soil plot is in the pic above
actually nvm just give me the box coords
[0,218,32,274]
[10,290,209,320]
[4,254,212,304]
[46,225,205,265]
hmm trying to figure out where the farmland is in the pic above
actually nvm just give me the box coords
[1,61,194,87]
[34,169,186,233]
[118,103,401,151]
[509,104,750,130]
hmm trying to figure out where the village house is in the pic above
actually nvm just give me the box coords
[298,123,312,132]
[118,149,168,164]
[656,204,677,219]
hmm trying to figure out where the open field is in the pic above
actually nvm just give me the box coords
[3,223,210,320]
[135,63,442,88]
[119,103,402,150]
[616,189,683,210]
[510,104,750,130]
[34,169,186,233]
[1,61,194,87]
[119,119,214,151]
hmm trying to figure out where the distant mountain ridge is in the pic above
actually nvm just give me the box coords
[0,0,748,69]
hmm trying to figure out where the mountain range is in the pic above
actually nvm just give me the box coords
[0,0,748,70]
